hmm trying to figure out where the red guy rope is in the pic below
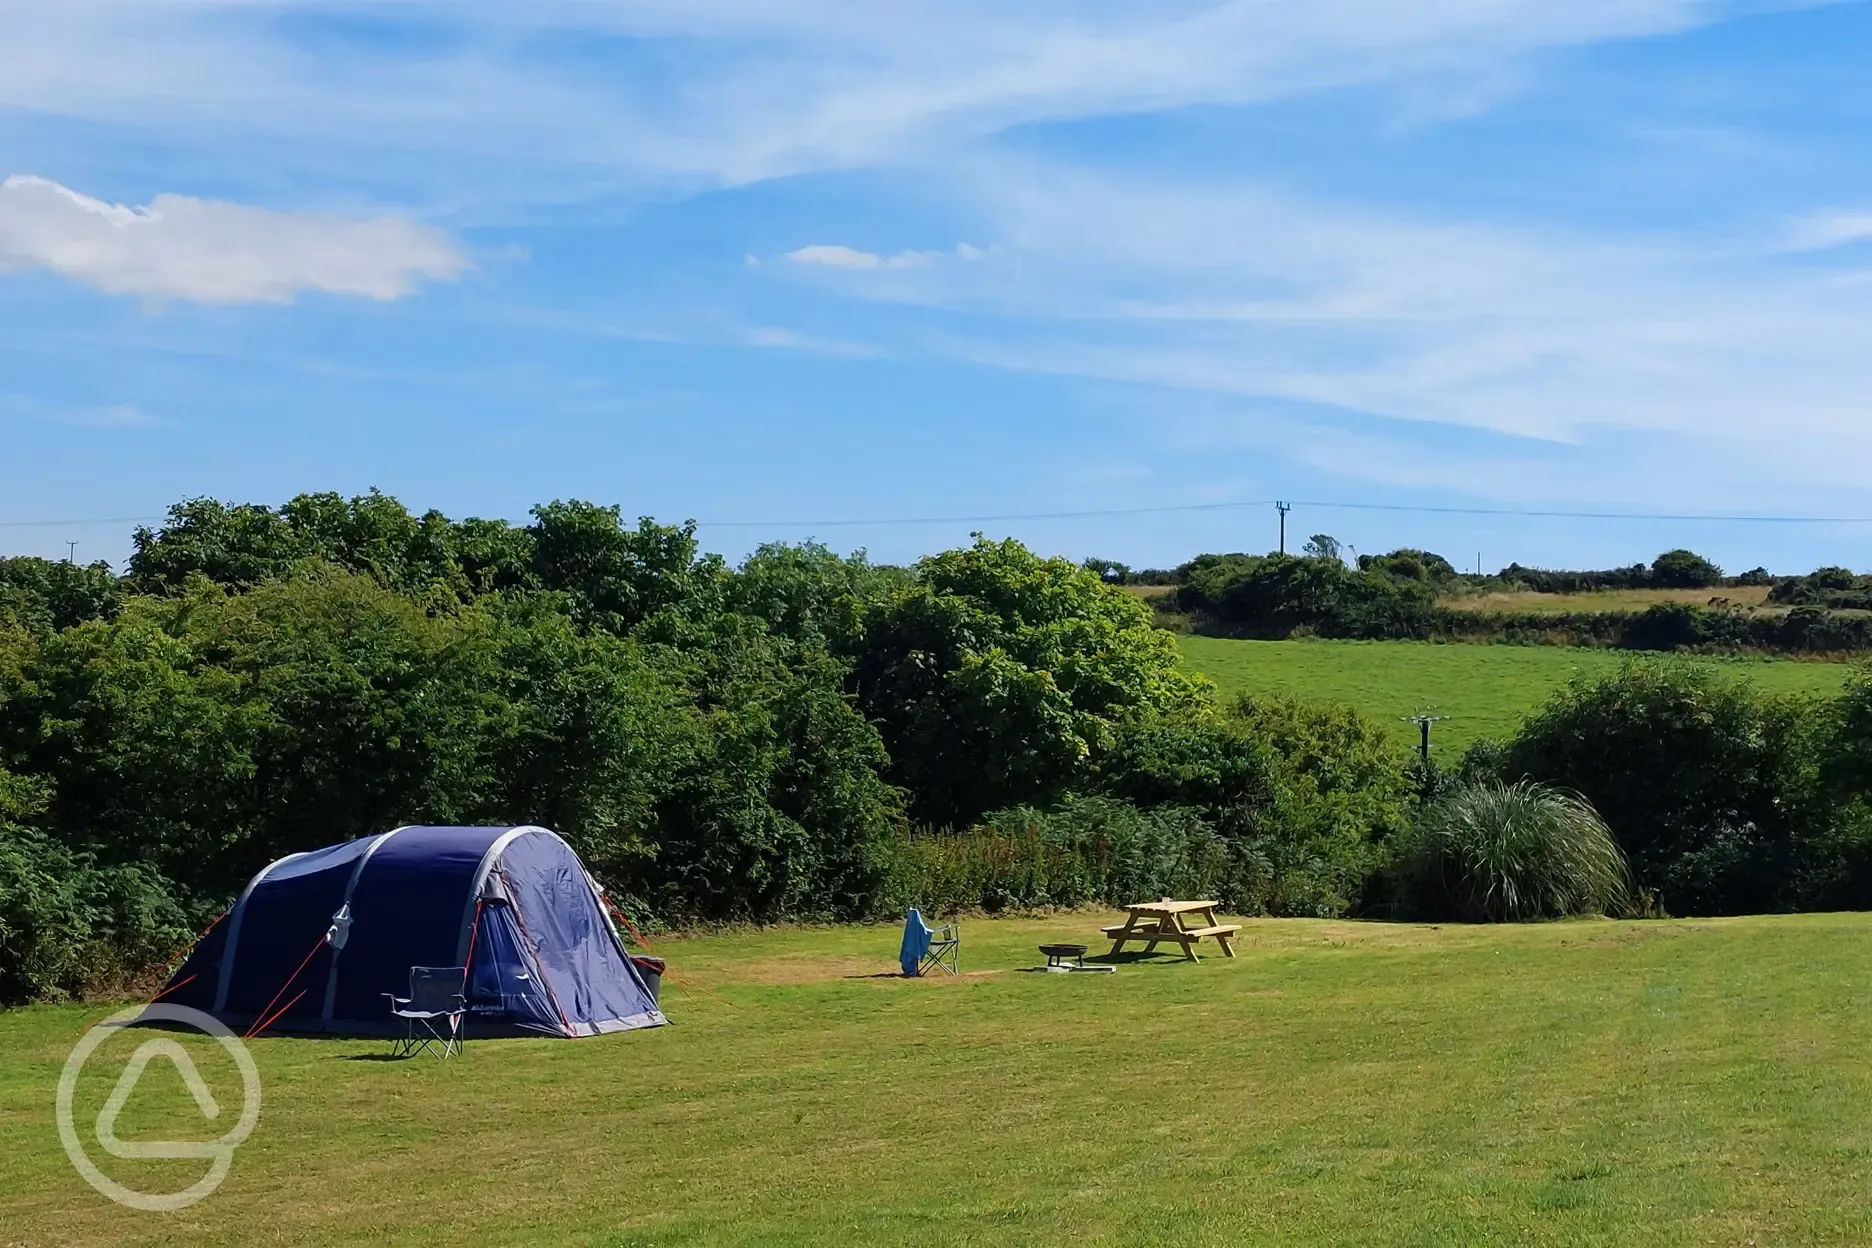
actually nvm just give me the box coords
[244,933,329,1039]
[246,988,309,1040]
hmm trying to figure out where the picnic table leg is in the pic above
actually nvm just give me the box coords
[1176,911,1202,962]
[1106,914,1140,958]
[1199,909,1235,958]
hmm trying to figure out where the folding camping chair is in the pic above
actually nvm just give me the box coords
[921,919,960,975]
[901,909,961,977]
[383,966,467,1058]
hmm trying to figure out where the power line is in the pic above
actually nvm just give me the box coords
[692,499,1872,529]
[1286,500,1872,525]
[692,500,1282,529]
[10,498,1872,533]
[0,515,166,529]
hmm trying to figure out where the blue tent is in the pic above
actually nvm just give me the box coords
[159,826,667,1038]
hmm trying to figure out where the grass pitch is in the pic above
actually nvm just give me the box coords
[1176,636,1855,758]
[8,914,1872,1246]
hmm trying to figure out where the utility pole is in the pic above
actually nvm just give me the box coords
[65,540,77,564]
[1276,501,1291,554]
[1402,712,1450,765]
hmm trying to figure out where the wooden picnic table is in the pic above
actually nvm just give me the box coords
[1102,899,1239,962]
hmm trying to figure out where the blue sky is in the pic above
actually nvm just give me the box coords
[4,1,1872,573]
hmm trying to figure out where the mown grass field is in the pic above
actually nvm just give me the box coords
[1177,635,1856,758]
[9,914,1872,1246]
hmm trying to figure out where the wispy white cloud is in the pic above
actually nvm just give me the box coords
[0,2,1756,188]
[1781,211,1872,253]
[777,159,1872,474]
[1,393,165,428]
[2,0,1863,520]
[787,244,934,271]
[784,242,990,270]
[0,176,467,304]
[745,324,885,357]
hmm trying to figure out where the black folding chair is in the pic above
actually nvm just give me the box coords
[383,966,467,1058]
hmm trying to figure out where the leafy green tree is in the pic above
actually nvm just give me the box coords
[642,641,899,919]
[1301,534,1342,563]
[853,536,1211,826]
[0,557,903,929]
[0,573,501,896]
[1650,549,1722,589]
[445,517,536,597]
[0,557,122,633]
[526,502,725,639]
[129,490,471,600]
[725,542,904,648]
[127,497,316,591]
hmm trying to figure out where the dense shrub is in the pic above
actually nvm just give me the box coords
[1770,566,1872,610]
[1162,546,1869,655]
[1474,662,1856,915]
[633,643,900,922]
[21,489,1872,1002]
[877,798,1238,915]
[0,566,899,924]
[1357,548,1460,586]
[1096,696,1414,916]
[878,691,1414,920]
[0,769,191,1004]
[1150,545,1870,656]
[1175,552,1438,640]
[1493,550,1720,594]
[1494,561,1653,595]
[1391,781,1630,922]
[1081,559,1180,587]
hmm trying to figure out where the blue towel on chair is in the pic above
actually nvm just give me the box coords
[900,908,932,977]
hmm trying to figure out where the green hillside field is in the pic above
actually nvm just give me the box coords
[1176,635,1858,759]
[10,914,1872,1246]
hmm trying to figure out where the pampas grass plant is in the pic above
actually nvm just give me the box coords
[1400,780,1631,922]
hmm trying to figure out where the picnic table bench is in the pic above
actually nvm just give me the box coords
[1102,899,1239,962]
